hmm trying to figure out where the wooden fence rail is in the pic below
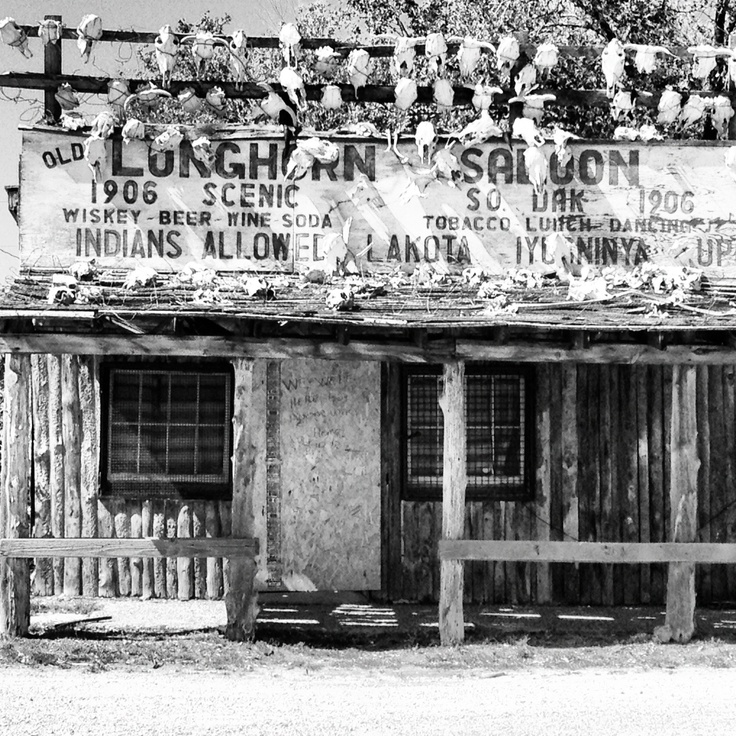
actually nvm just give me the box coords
[0,537,257,559]
[439,539,725,644]
[439,540,736,564]
[0,537,258,641]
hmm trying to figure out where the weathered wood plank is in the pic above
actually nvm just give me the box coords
[0,355,32,637]
[438,361,466,646]
[611,366,625,605]
[400,502,418,602]
[192,501,206,600]
[61,355,82,596]
[549,365,564,602]
[113,500,131,596]
[481,503,495,603]
[129,501,142,597]
[504,501,518,603]
[587,365,603,606]
[11,334,736,366]
[78,356,99,598]
[636,366,651,605]
[47,355,64,594]
[707,367,727,600]
[515,500,533,604]
[535,364,552,603]
[577,365,592,607]
[219,502,232,598]
[658,365,699,643]
[492,502,505,603]
[96,500,116,597]
[722,366,736,599]
[417,502,435,602]
[152,500,166,598]
[205,502,222,600]
[439,540,736,564]
[141,501,154,599]
[225,359,259,641]
[600,365,614,604]
[696,367,712,605]
[648,366,666,603]
[165,500,178,599]
[380,363,403,601]
[177,504,192,600]
[30,355,52,596]
[0,538,257,558]
[622,366,640,605]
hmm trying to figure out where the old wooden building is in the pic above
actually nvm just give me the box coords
[2,121,736,644]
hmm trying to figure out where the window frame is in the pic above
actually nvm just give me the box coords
[100,361,234,500]
[400,363,535,502]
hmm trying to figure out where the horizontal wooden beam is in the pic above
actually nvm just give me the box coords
[455,341,736,365]
[15,25,699,61]
[2,334,736,364]
[440,540,736,564]
[0,72,688,109]
[0,537,257,559]
[0,334,456,362]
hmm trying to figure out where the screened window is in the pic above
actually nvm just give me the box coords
[102,364,233,499]
[403,365,533,501]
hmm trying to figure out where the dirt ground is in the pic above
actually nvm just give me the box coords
[3,593,736,672]
[2,596,736,735]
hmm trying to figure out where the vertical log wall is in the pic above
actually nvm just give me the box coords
[16,356,736,605]
[26,355,232,600]
[396,364,736,606]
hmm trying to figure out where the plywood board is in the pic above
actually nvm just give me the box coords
[20,129,736,277]
[279,360,381,590]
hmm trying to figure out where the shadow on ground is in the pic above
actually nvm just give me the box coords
[27,591,736,649]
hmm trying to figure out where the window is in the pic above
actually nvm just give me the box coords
[402,364,534,501]
[102,363,233,499]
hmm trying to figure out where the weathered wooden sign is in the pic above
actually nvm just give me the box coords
[19,127,736,276]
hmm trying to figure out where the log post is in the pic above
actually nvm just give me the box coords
[439,361,466,646]
[48,356,65,593]
[62,355,82,596]
[656,365,699,643]
[225,359,259,641]
[30,355,52,596]
[0,355,32,637]
[43,15,62,123]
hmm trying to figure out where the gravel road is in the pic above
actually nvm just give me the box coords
[2,665,735,736]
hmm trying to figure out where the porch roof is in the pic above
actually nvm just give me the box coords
[2,268,736,338]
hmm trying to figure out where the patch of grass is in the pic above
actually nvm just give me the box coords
[31,597,101,617]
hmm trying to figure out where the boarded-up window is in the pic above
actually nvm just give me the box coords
[403,365,533,501]
[102,364,232,499]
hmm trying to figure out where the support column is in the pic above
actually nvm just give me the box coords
[225,359,259,641]
[656,365,699,643]
[439,361,466,645]
[0,355,32,637]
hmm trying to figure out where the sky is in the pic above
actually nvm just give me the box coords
[0,0,298,280]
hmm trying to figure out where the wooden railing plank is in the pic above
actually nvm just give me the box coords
[440,540,736,564]
[0,538,257,559]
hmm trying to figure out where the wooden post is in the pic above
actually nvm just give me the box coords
[439,361,466,646]
[381,362,403,600]
[30,355,52,595]
[79,356,99,597]
[225,359,259,641]
[656,365,699,643]
[48,355,65,592]
[43,15,62,122]
[62,355,82,596]
[0,355,32,637]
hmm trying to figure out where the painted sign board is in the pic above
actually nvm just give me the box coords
[19,127,736,277]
